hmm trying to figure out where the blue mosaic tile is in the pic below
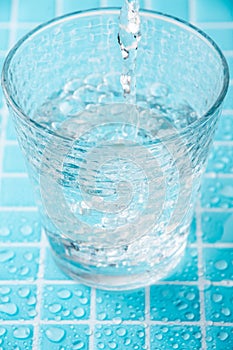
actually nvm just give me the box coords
[44,248,71,280]
[165,247,198,282]
[204,28,233,51]
[0,325,34,349]
[0,285,37,320]
[196,0,233,22]
[150,285,200,321]
[40,324,90,349]
[0,0,12,21]
[0,29,9,51]
[150,0,189,20]
[18,0,55,22]
[6,116,17,140]
[42,284,91,320]
[201,211,233,243]
[95,324,145,350]
[205,285,233,322]
[0,211,41,242]
[206,326,233,350]
[215,114,233,141]
[0,178,35,206]
[0,247,39,280]
[3,145,26,173]
[207,146,233,173]
[201,178,233,208]
[150,325,202,350]
[203,248,233,281]
[63,0,101,14]
[96,289,145,321]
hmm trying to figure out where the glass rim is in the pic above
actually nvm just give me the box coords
[1,8,230,140]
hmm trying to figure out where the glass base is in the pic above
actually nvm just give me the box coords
[49,240,186,290]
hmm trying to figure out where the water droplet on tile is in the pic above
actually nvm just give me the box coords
[45,327,65,343]
[155,333,163,340]
[0,327,6,336]
[212,293,223,303]
[73,340,85,349]
[79,297,88,305]
[215,260,228,270]
[0,227,10,236]
[116,327,126,337]
[185,312,195,320]
[27,296,36,306]
[28,309,37,317]
[113,317,122,325]
[13,327,31,339]
[73,307,85,318]
[218,331,229,341]
[124,338,131,345]
[62,309,70,317]
[177,302,188,311]
[20,225,33,236]
[104,328,112,336]
[57,289,72,299]
[96,297,103,304]
[108,341,117,349]
[8,266,17,273]
[48,303,62,313]
[0,287,11,295]
[23,252,33,261]
[221,186,233,197]
[0,303,18,315]
[0,250,15,262]
[182,333,190,341]
[97,342,105,349]
[47,286,54,292]
[85,328,92,336]
[221,307,231,316]
[137,330,144,338]
[185,292,196,301]
[172,344,179,349]
[211,197,220,205]
[98,312,107,320]
[20,266,30,276]
[18,287,30,298]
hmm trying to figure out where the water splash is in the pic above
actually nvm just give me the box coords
[118,0,141,101]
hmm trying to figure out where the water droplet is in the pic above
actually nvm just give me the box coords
[27,296,37,306]
[108,341,117,349]
[98,312,107,320]
[18,287,30,298]
[62,309,70,317]
[218,331,229,341]
[124,338,131,345]
[8,266,17,273]
[79,297,88,305]
[113,317,122,324]
[221,185,233,197]
[20,266,30,276]
[212,293,223,303]
[48,303,62,314]
[0,227,10,236]
[97,342,105,349]
[104,328,112,336]
[45,327,66,343]
[137,331,144,338]
[155,333,163,340]
[186,292,196,301]
[221,307,231,316]
[0,327,6,336]
[0,287,11,295]
[0,250,15,262]
[0,303,18,315]
[73,307,85,318]
[185,312,195,320]
[73,340,84,349]
[57,289,72,299]
[215,260,228,270]
[28,309,37,317]
[182,333,190,341]
[173,344,179,349]
[13,327,31,339]
[116,327,126,337]
[177,302,188,311]
[24,252,33,261]
[20,225,33,236]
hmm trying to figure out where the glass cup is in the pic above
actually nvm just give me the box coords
[2,9,229,290]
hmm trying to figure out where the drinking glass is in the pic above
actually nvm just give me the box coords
[2,9,229,290]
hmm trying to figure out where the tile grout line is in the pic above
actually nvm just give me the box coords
[145,286,150,349]
[89,288,96,349]
[32,230,47,350]
[196,200,207,350]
